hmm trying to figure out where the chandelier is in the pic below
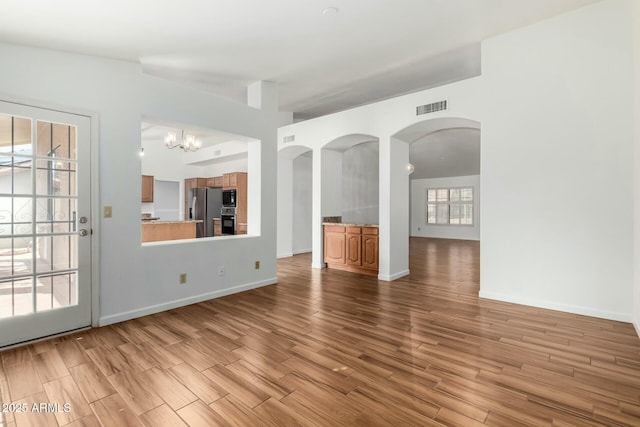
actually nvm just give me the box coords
[164,130,202,152]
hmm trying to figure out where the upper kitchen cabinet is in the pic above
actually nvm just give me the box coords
[223,172,247,189]
[142,175,154,202]
[206,176,224,188]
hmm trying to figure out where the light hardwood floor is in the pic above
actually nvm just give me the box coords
[1,237,640,426]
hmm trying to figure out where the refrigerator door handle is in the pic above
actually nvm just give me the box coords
[191,196,197,220]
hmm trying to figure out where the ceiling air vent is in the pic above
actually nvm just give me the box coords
[213,149,222,156]
[283,135,295,144]
[416,100,447,116]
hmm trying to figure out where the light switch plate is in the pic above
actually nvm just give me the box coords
[104,206,112,218]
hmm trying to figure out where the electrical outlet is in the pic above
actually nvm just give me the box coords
[418,227,421,231]
[179,273,187,284]
[218,265,225,276]
[255,260,260,269]
[104,206,112,218]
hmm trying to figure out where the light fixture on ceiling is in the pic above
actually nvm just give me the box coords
[139,147,144,157]
[165,130,202,152]
[406,163,415,175]
[322,6,339,16]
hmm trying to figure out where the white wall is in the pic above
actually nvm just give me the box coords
[480,0,635,321]
[201,156,247,176]
[633,0,640,334]
[321,149,343,216]
[342,142,379,224]
[292,153,312,253]
[0,42,278,326]
[278,0,636,321]
[153,180,180,221]
[411,175,480,240]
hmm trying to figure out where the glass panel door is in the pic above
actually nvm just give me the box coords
[0,101,91,348]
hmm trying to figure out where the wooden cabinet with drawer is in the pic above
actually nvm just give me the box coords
[141,175,154,202]
[323,224,378,275]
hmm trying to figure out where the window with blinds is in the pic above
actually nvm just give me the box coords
[426,187,473,225]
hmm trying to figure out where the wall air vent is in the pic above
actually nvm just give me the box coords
[416,100,447,116]
[283,135,296,144]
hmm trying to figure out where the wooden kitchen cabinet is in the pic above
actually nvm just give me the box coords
[362,227,379,270]
[222,172,240,189]
[324,226,346,264]
[205,176,224,188]
[323,224,378,275]
[184,177,207,219]
[237,223,247,235]
[213,218,222,236]
[142,175,154,202]
[346,227,362,266]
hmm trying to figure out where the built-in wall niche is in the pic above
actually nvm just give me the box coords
[341,142,379,224]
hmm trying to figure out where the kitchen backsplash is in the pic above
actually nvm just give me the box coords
[322,216,342,223]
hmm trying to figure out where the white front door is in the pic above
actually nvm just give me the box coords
[0,101,92,348]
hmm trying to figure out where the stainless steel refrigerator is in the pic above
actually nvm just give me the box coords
[189,187,223,238]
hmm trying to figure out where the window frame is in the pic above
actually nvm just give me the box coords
[425,186,474,226]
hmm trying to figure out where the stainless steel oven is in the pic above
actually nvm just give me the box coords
[221,207,236,235]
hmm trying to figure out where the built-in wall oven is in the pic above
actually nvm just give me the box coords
[221,206,236,235]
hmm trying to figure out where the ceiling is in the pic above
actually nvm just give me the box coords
[410,128,480,179]
[0,0,600,120]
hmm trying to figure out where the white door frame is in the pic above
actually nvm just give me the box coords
[0,93,100,335]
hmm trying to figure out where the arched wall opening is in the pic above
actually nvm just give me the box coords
[277,145,312,258]
[321,134,380,224]
[391,116,481,282]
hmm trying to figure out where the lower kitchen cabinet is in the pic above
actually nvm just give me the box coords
[237,223,247,235]
[362,233,379,270]
[323,224,378,275]
[324,226,346,264]
[346,228,362,266]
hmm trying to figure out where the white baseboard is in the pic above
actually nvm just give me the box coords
[277,252,293,259]
[378,269,410,282]
[634,319,640,338]
[293,248,312,255]
[99,277,277,327]
[479,290,633,323]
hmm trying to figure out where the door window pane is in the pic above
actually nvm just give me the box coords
[36,272,77,312]
[0,277,33,318]
[0,115,31,154]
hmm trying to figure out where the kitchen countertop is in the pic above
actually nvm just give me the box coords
[322,222,379,227]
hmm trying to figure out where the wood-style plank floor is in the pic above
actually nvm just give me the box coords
[2,237,640,426]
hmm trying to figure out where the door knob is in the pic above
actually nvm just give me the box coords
[79,229,88,237]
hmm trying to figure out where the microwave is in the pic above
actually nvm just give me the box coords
[222,189,236,206]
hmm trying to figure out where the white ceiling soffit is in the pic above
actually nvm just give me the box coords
[0,0,601,120]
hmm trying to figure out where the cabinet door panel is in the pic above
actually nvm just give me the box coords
[324,232,346,264]
[346,234,362,266]
[362,235,379,269]
[142,175,154,202]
